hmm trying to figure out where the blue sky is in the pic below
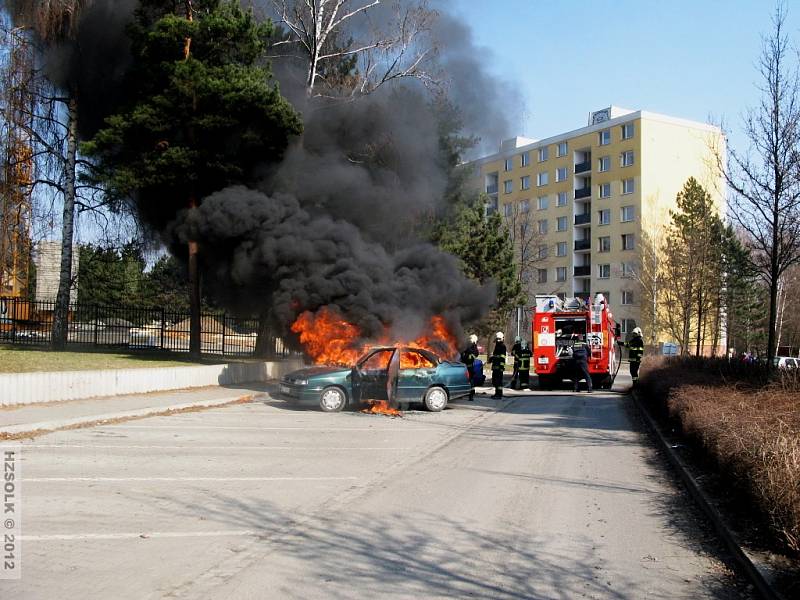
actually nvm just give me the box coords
[450,0,799,155]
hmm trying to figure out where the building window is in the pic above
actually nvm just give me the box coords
[520,199,530,213]
[521,175,531,190]
[621,205,635,222]
[622,178,635,194]
[537,268,548,284]
[599,182,611,198]
[503,203,513,217]
[538,219,548,234]
[598,209,610,225]
[622,262,636,278]
[556,216,567,231]
[537,171,549,186]
[557,191,568,206]
[556,267,567,282]
[556,241,567,256]
[598,129,611,145]
[503,179,513,194]
[504,158,513,171]
[621,123,634,140]
[538,245,548,259]
[557,141,568,157]
[521,151,530,167]
[537,147,548,162]
[598,264,610,279]
[598,236,611,253]
[598,156,610,172]
[537,195,549,210]
[621,150,634,167]
[622,290,635,305]
[556,166,567,182]
[622,233,635,250]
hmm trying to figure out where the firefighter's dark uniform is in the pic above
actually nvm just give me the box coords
[572,342,592,393]
[626,334,645,383]
[490,341,507,399]
[460,342,479,400]
[518,344,532,389]
[509,340,522,389]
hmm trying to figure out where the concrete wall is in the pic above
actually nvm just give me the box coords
[0,358,306,406]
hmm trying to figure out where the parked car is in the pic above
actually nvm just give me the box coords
[279,346,472,412]
[773,356,799,369]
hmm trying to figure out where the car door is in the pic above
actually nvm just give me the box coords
[397,349,438,400]
[356,348,395,401]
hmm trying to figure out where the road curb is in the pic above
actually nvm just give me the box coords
[631,388,787,600]
[0,393,256,440]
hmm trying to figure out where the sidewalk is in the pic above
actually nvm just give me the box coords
[0,383,272,439]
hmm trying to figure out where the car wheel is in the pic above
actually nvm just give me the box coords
[424,386,448,412]
[319,387,347,412]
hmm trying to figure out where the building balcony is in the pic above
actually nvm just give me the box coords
[573,265,591,277]
[485,184,498,194]
[574,213,591,226]
[574,239,591,252]
[574,161,591,174]
[574,187,591,200]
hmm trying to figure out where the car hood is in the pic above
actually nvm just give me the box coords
[284,366,352,381]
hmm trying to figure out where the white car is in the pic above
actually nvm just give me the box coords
[773,356,799,369]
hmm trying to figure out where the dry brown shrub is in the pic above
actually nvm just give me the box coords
[641,357,800,552]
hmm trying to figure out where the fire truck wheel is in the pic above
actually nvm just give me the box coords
[423,386,448,412]
[319,387,347,412]
[538,375,554,390]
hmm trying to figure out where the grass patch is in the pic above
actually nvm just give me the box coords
[640,356,800,553]
[0,346,229,373]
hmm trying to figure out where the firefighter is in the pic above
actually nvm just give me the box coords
[490,332,507,399]
[572,340,592,393]
[509,336,523,389]
[518,339,532,390]
[460,334,480,401]
[625,326,645,384]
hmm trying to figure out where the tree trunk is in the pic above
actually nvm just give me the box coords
[254,307,273,358]
[51,96,78,350]
[187,195,201,358]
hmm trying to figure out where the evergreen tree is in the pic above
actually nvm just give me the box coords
[77,243,147,307]
[82,0,302,356]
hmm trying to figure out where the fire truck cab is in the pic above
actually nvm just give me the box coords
[532,294,621,390]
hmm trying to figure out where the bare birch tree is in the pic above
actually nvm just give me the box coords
[270,0,438,96]
[720,6,800,368]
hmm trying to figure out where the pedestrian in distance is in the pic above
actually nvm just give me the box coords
[572,340,592,393]
[509,336,522,389]
[460,334,480,401]
[490,332,507,399]
[517,340,532,390]
[623,327,645,384]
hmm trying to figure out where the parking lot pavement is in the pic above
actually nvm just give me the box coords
[5,395,502,599]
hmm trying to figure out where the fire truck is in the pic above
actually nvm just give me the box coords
[532,294,621,390]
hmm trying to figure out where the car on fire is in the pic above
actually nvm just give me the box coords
[278,346,472,412]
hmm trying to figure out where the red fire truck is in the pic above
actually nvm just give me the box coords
[532,294,621,390]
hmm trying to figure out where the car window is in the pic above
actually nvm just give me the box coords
[359,349,394,371]
[400,350,436,369]
[789,359,798,368]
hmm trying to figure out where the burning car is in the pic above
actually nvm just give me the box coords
[279,346,472,412]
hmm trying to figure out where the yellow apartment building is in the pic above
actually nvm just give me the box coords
[469,106,725,344]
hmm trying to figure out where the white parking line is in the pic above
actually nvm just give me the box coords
[103,425,437,431]
[22,530,267,541]
[24,476,358,483]
[24,444,409,451]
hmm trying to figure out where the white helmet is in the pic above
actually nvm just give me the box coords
[515,336,521,343]
[469,334,478,344]
[496,331,505,341]
[632,327,642,336]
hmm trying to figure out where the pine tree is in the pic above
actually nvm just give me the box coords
[82,0,302,356]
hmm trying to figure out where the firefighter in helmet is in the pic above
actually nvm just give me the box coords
[490,332,507,399]
[460,334,480,401]
[572,339,592,393]
[518,339,533,390]
[624,326,645,384]
[509,335,523,389]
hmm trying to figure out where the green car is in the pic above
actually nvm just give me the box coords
[279,346,472,412]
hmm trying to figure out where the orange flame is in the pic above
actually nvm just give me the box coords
[291,307,459,367]
[362,400,403,416]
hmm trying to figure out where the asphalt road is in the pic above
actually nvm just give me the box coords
[4,376,751,599]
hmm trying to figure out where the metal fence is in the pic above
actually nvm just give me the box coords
[0,297,291,358]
